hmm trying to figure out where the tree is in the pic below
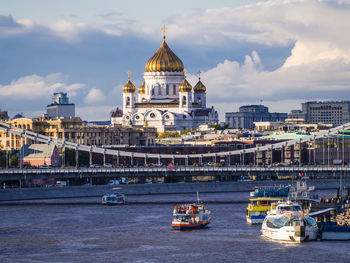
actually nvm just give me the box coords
[0,154,6,168]
[9,154,18,167]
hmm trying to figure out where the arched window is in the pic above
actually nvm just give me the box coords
[182,96,186,105]
[151,88,155,95]
[197,97,201,104]
[158,86,161,95]
[166,84,169,95]
[173,84,176,95]
[126,97,130,106]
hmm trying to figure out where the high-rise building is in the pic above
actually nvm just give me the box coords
[46,92,75,119]
[301,101,350,126]
[225,105,287,129]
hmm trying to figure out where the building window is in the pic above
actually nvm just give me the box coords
[182,96,186,105]
[151,88,155,95]
[158,86,161,95]
[166,84,169,95]
[173,84,176,95]
[126,97,130,106]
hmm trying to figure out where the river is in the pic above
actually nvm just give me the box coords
[0,191,349,263]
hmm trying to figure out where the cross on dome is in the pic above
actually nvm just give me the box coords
[161,25,168,40]
[197,71,201,80]
[128,70,131,80]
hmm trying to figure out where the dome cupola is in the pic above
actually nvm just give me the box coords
[145,26,184,72]
[179,70,192,92]
[138,81,145,94]
[123,70,136,93]
[193,72,206,93]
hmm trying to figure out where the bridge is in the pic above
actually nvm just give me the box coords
[0,121,350,184]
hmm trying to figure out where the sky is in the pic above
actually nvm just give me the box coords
[0,0,350,121]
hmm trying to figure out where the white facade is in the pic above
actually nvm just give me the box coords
[111,38,218,132]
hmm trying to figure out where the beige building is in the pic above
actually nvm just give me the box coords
[0,117,156,150]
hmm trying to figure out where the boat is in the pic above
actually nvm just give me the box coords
[261,201,318,242]
[318,222,350,240]
[288,180,316,202]
[246,197,283,224]
[250,185,290,197]
[171,193,211,230]
[317,208,350,240]
[102,188,125,205]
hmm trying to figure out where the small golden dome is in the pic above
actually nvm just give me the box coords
[145,39,184,72]
[123,80,136,93]
[138,81,145,94]
[123,71,136,93]
[193,80,206,93]
[179,78,192,92]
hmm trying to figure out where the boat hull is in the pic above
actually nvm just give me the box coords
[262,225,318,242]
[247,215,266,224]
[171,221,210,230]
[320,224,350,240]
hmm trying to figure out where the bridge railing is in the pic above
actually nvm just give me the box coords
[1,120,350,160]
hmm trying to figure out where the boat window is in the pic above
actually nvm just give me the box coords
[266,217,290,229]
[278,205,302,212]
[304,217,317,227]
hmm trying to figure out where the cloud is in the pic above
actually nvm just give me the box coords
[96,12,123,20]
[167,0,350,47]
[85,88,106,104]
[1,0,350,122]
[0,73,85,99]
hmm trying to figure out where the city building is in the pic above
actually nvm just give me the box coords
[0,110,9,121]
[289,101,350,126]
[0,116,156,150]
[111,29,218,132]
[20,144,61,167]
[46,92,75,119]
[225,105,287,129]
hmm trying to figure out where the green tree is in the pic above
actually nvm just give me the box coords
[0,154,6,168]
[9,154,18,167]
[157,131,181,138]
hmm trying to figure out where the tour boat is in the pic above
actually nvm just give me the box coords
[171,194,211,230]
[261,201,318,242]
[102,188,125,205]
[250,185,290,197]
[246,197,283,224]
[288,180,316,202]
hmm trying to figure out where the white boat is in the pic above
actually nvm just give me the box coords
[261,201,318,242]
[102,188,125,205]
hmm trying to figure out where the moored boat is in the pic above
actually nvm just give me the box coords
[288,180,316,202]
[250,185,290,197]
[319,222,350,240]
[102,188,125,205]
[246,197,282,224]
[171,193,211,230]
[261,201,318,242]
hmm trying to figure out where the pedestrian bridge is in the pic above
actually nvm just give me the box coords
[0,165,349,181]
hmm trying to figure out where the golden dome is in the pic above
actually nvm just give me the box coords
[123,71,136,93]
[145,39,184,72]
[193,79,206,93]
[139,81,145,94]
[179,78,192,92]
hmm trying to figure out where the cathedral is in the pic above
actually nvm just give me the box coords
[111,27,218,132]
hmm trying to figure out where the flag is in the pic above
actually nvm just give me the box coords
[167,163,174,170]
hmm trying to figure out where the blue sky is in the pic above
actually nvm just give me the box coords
[0,0,350,121]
